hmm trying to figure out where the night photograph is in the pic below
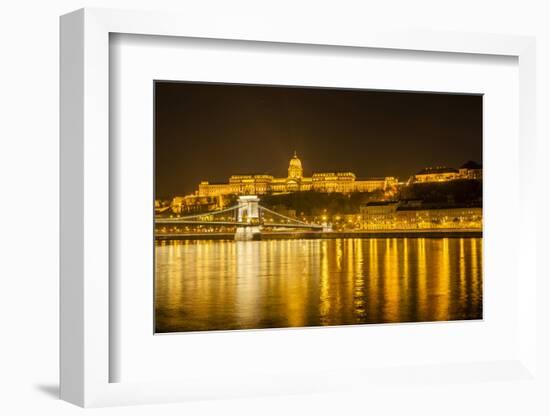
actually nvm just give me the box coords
[154,81,483,333]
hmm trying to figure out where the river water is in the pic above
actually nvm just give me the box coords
[155,238,482,332]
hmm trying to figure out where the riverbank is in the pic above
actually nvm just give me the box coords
[155,229,482,241]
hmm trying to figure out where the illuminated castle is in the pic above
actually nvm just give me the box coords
[196,152,397,197]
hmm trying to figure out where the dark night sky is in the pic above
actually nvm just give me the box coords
[155,81,482,199]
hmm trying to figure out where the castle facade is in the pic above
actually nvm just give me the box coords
[196,152,398,197]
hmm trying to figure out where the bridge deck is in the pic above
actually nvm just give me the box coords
[155,219,240,226]
[155,219,323,229]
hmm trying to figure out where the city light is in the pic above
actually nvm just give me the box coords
[154,154,482,237]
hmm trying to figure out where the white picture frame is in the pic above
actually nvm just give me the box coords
[60,7,538,408]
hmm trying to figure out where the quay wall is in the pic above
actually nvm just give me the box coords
[156,229,482,241]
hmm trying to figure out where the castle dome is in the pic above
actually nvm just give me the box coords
[288,151,303,179]
[289,151,302,169]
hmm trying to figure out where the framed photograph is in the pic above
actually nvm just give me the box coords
[60,8,538,408]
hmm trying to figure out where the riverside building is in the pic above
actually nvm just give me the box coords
[360,201,482,230]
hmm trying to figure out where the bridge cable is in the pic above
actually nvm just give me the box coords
[176,204,244,221]
[258,205,321,227]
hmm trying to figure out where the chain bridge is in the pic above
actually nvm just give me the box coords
[155,195,329,240]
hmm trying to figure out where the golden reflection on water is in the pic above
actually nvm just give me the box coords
[155,238,483,332]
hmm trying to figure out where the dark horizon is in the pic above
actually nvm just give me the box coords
[155,81,482,199]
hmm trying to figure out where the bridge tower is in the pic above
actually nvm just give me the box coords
[235,195,262,241]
